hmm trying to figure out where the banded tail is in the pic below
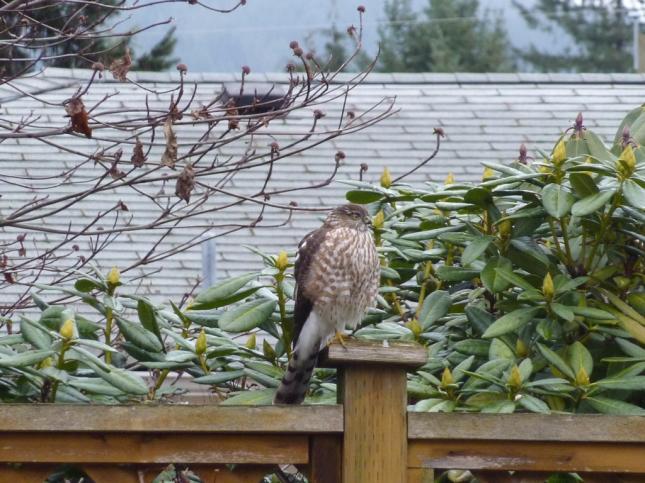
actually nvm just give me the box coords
[273,312,324,404]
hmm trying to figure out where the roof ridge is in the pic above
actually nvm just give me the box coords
[39,67,645,85]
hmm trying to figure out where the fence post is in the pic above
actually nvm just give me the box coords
[320,339,427,483]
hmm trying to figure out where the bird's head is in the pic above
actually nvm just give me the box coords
[325,203,372,230]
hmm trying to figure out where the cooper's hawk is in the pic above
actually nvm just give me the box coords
[274,204,380,404]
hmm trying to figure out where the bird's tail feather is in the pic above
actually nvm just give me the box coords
[274,311,323,405]
[273,342,320,404]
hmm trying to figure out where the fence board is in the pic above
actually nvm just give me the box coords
[0,433,308,465]
[408,412,645,442]
[408,440,645,473]
[3,404,342,433]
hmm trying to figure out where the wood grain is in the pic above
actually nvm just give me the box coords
[306,435,342,483]
[407,468,434,483]
[408,412,645,442]
[0,433,308,465]
[408,439,645,473]
[320,338,427,368]
[2,404,342,434]
[341,366,408,483]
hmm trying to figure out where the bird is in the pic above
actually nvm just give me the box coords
[273,203,380,404]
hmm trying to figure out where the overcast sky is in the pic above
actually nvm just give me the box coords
[125,0,548,72]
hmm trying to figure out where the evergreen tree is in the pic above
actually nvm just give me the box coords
[377,0,515,72]
[0,2,178,76]
[318,26,372,72]
[514,0,640,72]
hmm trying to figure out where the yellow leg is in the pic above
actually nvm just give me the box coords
[333,330,347,348]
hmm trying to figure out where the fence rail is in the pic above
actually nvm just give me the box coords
[1,339,644,483]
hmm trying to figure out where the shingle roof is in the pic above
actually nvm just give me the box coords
[2,69,644,309]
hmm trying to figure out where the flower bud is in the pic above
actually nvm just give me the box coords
[245,333,257,350]
[482,166,494,180]
[195,328,207,355]
[405,318,422,337]
[107,266,120,286]
[275,250,289,271]
[552,139,567,165]
[498,219,512,239]
[617,144,636,179]
[380,167,392,188]
[441,367,453,387]
[542,272,555,300]
[508,365,522,388]
[372,210,385,230]
[444,172,455,185]
[60,319,76,340]
[515,339,529,358]
[575,366,590,386]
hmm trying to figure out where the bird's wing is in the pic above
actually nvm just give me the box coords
[292,225,328,347]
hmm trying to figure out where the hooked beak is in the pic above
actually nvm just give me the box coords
[363,215,373,227]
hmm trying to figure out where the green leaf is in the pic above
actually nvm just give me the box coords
[453,339,490,357]
[19,318,52,350]
[518,394,550,414]
[542,183,575,218]
[493,268,535,291]
[481,256,513,293]
[345,189,385,204]
[481,400,516,413]
[465,306,495,334]
[74,278,106,293]
[218,298,277,333]
[571,190,615,217]
[95,367,149,396]
[483,307,541,338]
[193,370,245,385]
[68,378,124,397]
[137,299,163,347]
[221,388,275,405]
[593,376,645,391]
[461,237,493,265]
[435,266,480,282]
[623,179,645,209]
[193,273,259,310]
[586,396,645,415]
[537,343,575,380]
[0,349,54,367]
[75,339,118,353]
[488,338,515,360]
[116,317,163,353]
[565,341,593,376]
[419,290,451,328]
[551,303,575,322]
[569,173,599,198]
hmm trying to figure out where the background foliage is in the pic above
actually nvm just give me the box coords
[2,107,644,414]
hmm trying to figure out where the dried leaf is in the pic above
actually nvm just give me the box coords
[3,272,15,284]
[110,47,131,81]
[225,99,239,130]
[64,97,92,138]
[175,164,195,203]
[131,138,146,167]
[161,117,177,167]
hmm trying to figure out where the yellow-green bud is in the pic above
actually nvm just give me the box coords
[263,339,276,361]
[441,367,454,387]
[482,166,494,180]
[275,250,289,272]
[508,365,522,388]
[405,318,422,337]
[380,167,392,188]
[552,139,567,165]
[107,266,120,286]
[245,333,257,350]
[542,272,555,300]
[515,339,529,358]
[60,319,76,340]
[498,219,512,238]
[444,172,455,185]
[195,328,207,355]
[617,145,637,179]
[372,210,385,230]
[39,357,53,369]
[575,366,590,386]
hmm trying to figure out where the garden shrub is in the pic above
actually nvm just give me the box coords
[2,108,644,414]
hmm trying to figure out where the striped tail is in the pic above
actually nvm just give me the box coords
[273,313,323,404]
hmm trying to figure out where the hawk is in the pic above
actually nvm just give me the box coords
[274,204,380,404]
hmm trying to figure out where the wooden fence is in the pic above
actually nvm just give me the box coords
[0,340,644,483]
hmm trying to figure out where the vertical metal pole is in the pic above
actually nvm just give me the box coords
[201,238,216,288]
[633,16,640,72]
